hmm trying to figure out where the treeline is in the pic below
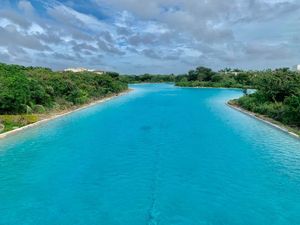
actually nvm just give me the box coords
[232,68,300,130]
[120,74,176,83]
[1,62,299,132]
[175,67,255,88]
[0,63,128,115]
[121,67,257,88]
[171,65,300,131]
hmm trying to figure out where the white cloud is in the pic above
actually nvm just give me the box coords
[28,23,46,35]
[0,0,300,73]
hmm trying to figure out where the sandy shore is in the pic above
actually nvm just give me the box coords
[0,89,132,140]
[227,102,300,139]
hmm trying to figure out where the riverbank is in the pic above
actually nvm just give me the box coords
[227,101,300,139]
[0,89,132,139]
[177,85,299,139]
[176,86,243,90]
[175,82,252,89]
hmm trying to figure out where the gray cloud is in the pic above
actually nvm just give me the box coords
[141,48,182,61]
[97,39,125,55]
[72,42,98,53]
[142,49,161,59]
[0,52,11,62]
[0,9,31,28]
[0,25,50,51]
[128,34,157,46]
[116,26,132,36]
[47,5,86,29]
[52,52,77,61]
[244,42,293,60]
[36,32,64,44]
[235,0,300,23]
[6,46,27,57]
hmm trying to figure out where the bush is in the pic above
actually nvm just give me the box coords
[0,63,128,115]
[282,95,300,126]
[33,105,46,114]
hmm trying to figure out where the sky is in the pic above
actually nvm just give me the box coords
[0,0,299,74]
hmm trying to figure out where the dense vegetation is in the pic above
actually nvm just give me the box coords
[0,63,128,132]
[0,63,128,114]
[120,67,257,89]
[231,68,300,131]
[175,67,255,88]
[120,74,176,83]
[1,62,300,134]
[119,67,256,88]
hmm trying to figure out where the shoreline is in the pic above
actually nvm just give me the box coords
[130,82,175,85]
[179,85,299,139]
[0,89,132,140]
[176,85,245,90]
[227,102,300,139]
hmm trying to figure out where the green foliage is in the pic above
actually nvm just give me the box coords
[236,69,300,129]
[211,75,222,82]
[0,70,31,113]
[0,63,128,115]
[106,72,119,79]
[187,67,216,81]
[255,69,300,102]
[235,73,252,86]
[32,105,46,114]
[282,95,300,127]
[119,74,176,83]
[175,66,255,89]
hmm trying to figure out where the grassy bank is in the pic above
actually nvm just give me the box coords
[0,115,40,133]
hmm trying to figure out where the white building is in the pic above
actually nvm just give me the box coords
[292,65,300,72]
[64,67,88,73]
[64,68,104,74]
[93,70,105,75]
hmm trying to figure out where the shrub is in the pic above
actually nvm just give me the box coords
[33,105,46,114]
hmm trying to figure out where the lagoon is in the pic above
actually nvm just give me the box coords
[1,83,300,225]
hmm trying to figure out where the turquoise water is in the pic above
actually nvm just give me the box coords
[1,83,300,225]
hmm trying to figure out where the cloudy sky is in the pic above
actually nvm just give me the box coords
[0,0,299,74]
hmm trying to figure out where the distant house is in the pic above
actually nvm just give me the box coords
[222,71,240,76]
[293,65,300,72]
[64,67,105,74]
[93,70,105,75]
[64,67,88,73]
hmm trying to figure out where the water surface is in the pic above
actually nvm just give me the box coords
[1,84,300,225]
